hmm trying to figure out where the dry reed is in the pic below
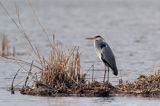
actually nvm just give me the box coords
[0,32,19,57]
[117,71,160,97]
[38,38,85,93]
[0,33,9,56]
[18,36,90,96]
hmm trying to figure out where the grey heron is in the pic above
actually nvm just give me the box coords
[86,35,118,83]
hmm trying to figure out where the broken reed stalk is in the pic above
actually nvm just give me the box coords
[24,61,34,86]
[92,64,94,82]
[0,33,9,57]
[13,46,15,56]
[0,33,17,57]
[11,68,21,94]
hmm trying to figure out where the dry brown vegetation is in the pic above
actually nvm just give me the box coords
[0,33,9,56]
[117,71,160,97]
[19,37,115,97]
[0,33,16,57]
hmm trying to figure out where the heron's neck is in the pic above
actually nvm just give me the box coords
[94,40,104,60]
[94,40,106,49]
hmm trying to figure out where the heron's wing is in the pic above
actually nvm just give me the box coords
[101,45,118,75]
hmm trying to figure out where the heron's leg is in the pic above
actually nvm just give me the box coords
[107,67,109,84]
[103,66,107,82]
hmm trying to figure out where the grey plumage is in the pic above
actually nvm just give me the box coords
[101,43,118,76]
[94,35,118,76]
[86,35,118,83]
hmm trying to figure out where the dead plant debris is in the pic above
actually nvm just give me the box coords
[117,71,160,97]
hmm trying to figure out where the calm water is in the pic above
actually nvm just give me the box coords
[0,0,160,105]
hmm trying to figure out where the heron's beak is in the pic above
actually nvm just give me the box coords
[85,36,96,40]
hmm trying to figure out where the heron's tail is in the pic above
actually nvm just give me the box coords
[112,67,118,76]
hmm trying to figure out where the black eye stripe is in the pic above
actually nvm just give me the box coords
[95,35,101,38]
[100,44,106,48]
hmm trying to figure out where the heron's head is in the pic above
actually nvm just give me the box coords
[85,35,103,41]
[86,35,104,43]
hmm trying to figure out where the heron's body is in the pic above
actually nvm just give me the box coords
[94,37,118,76]
[86,35,118,82]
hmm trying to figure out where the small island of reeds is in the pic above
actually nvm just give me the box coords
[9,36,160,97]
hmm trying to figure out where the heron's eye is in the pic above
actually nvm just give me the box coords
[100,44,106,48]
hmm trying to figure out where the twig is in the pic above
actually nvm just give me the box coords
[92,64,94,82]
[65,46,77,65]
[24,61,34,86]
[2,56,42,70]
[27,0,52,45]
[15,2,21,25]
[11,68,21,94]
[119,69,123,84]
[85,64,94,74]
[13,46,15,56]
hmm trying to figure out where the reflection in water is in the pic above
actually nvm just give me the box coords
[47,97,119,106]
[0,88,160,106]
[93,97,114,104]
